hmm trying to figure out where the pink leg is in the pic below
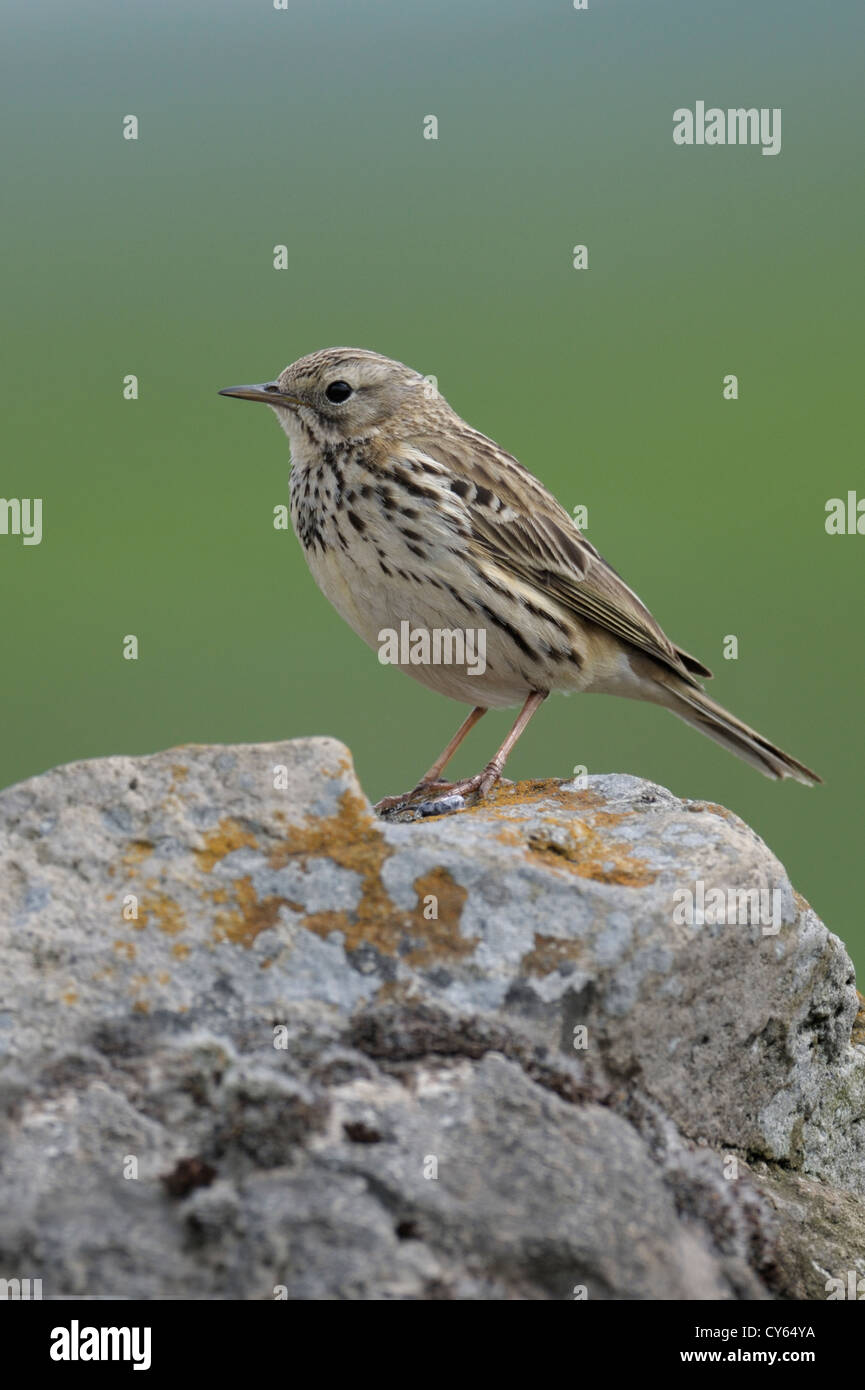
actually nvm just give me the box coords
[421,706,487,781]
[375,706,487,814]
[375,692,547,815]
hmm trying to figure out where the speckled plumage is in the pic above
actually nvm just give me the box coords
[220,348,820,809]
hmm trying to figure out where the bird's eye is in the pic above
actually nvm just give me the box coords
[325,380,353,403]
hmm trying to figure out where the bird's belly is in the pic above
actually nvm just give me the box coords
[302,538,589,708]
[304,541,395,649]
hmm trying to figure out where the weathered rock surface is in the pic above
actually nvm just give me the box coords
[0,737,863,1299]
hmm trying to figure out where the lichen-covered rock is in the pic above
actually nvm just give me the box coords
[0,737,862,1299]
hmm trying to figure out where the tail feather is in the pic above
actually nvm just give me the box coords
[654,678,821,787]
[674,646,714,680]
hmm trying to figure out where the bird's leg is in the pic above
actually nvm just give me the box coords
[456,690,548,799]
[375,692,548,816]
[420,706,488,783]
[374,707,487,813]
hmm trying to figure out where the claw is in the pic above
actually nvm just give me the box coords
[374,778,445,815]
[374,764,503,819]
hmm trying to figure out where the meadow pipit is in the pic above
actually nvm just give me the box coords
[220,348,820,814]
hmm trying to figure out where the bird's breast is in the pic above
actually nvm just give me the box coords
[287,447,593,706]
[289,448,465,646]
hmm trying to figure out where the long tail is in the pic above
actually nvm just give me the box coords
[653,675,821,786]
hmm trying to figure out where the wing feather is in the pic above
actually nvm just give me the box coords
[402,429,712,687]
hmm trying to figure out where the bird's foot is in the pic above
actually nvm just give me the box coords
[374,766,508,820]
[374,779,450,815]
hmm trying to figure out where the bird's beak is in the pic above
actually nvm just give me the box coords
[218,382,301,407]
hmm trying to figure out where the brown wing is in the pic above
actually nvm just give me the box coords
[405,427,713,688]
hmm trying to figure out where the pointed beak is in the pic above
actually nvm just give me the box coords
[218,382,301,407]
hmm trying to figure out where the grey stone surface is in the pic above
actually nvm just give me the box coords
[0,737,863,1299]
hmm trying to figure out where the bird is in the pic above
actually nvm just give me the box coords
[219,347,820,814]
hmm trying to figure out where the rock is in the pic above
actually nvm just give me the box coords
[0,737,862,1300]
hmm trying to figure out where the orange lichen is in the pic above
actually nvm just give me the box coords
[273,790,405,955]
[525,819,655,887]
[495,825,526,848]
[402,868,472,966]
[303,909,351,937]
[591,810,632,829]
[268,789,473,964]
[478,783,658,889]
[194,817,259,872]
[521,934,584,975]
[123,840,154,869]
[478,779,607,818]
[138,891,187,936]
[105,775,658,980]
[485,778,580,809]
[212,875,295,948]
[687,801,735,823]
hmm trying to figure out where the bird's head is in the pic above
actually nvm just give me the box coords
[219,347,440,445]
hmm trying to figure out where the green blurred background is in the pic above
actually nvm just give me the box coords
[2,1,862,963]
